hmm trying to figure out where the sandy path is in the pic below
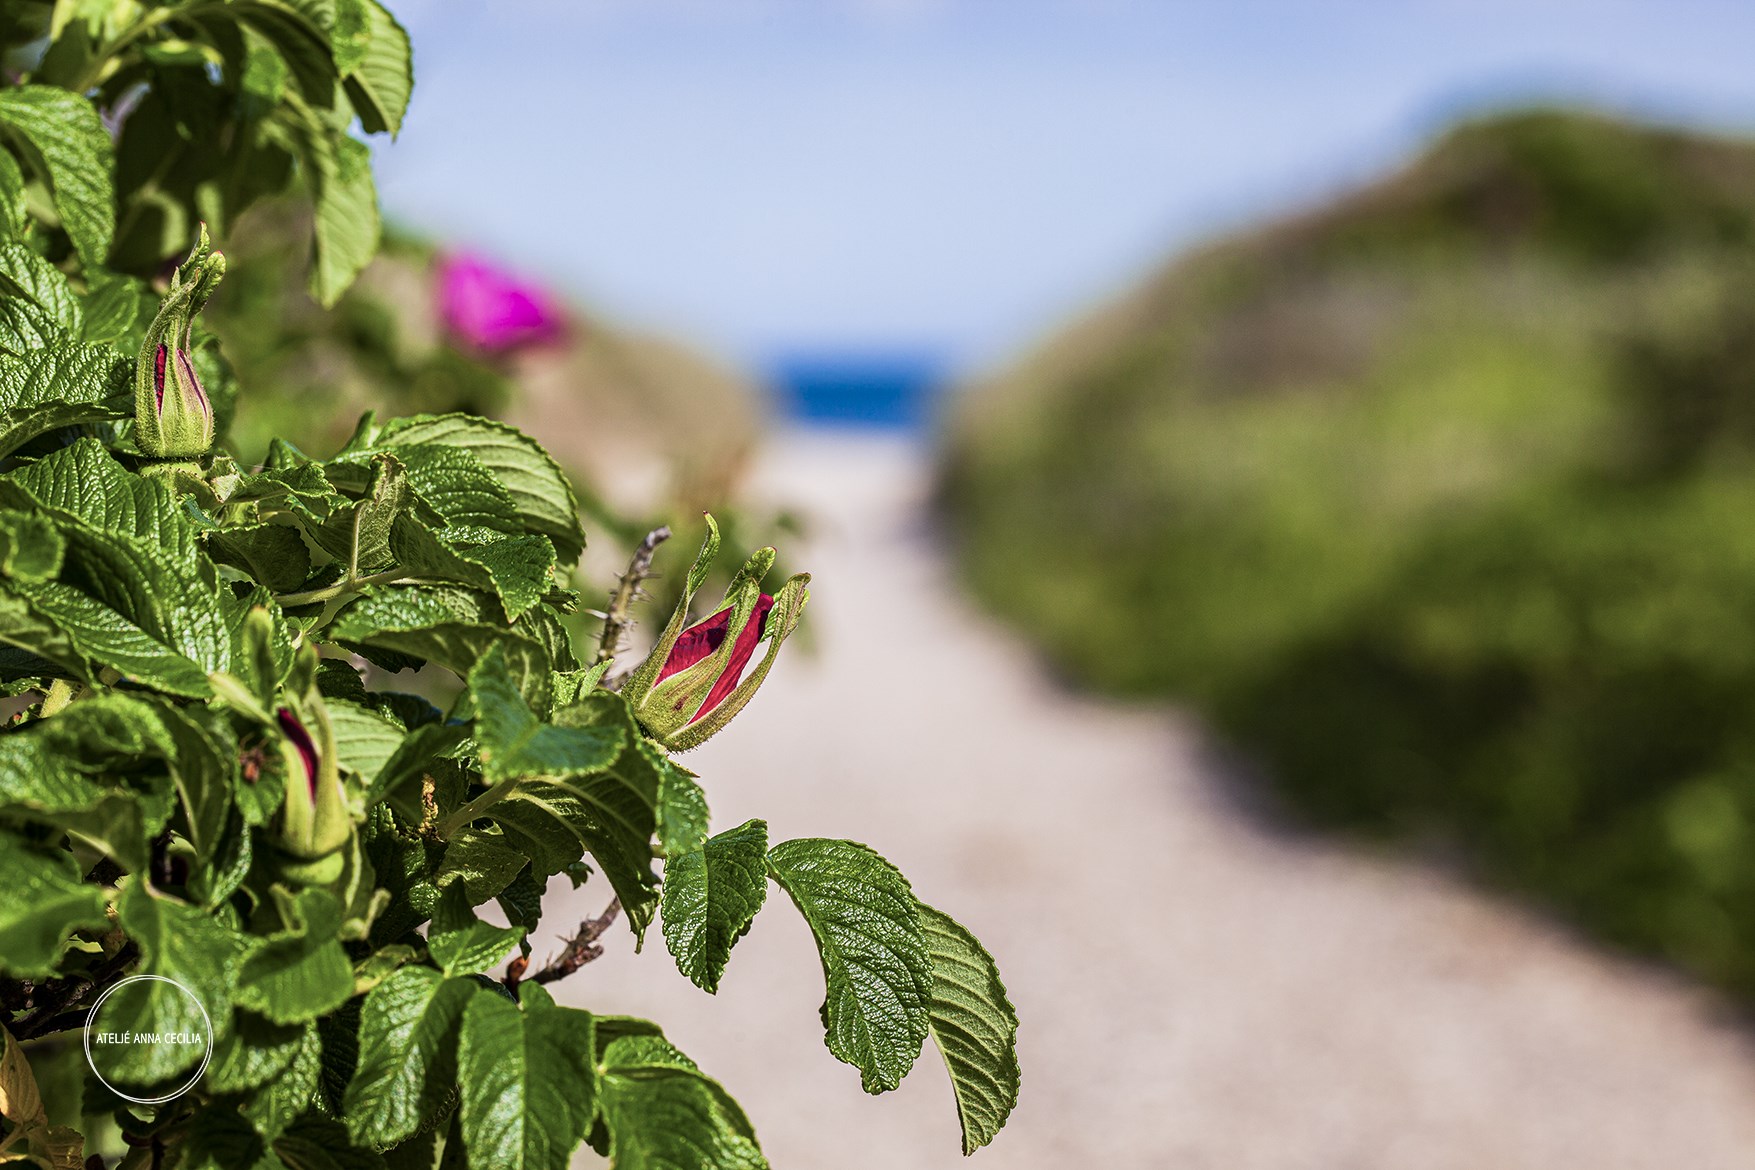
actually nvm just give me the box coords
[556,431,1755,1169]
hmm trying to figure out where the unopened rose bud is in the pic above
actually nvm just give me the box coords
[135,226,224,459]
[621,516,809,751]
[275,701,350,861]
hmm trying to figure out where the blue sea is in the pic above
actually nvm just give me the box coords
[768,354,946,430]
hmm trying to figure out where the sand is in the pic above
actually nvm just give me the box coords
[555,430,1755,1169]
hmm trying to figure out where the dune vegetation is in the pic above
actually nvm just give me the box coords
[940,108,1755,995]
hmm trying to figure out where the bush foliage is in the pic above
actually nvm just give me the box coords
[941,108,1755,996]
[0,3,1018,1166]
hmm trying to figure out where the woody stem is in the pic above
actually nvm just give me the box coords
[597,527,671,664]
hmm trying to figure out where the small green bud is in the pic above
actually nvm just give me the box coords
[135,226,225,459]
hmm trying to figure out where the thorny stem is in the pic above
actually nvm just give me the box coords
[505,899,622,990]
[597,527,672,665]
[9,942,138,1040]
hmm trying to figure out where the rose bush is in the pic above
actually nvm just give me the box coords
[0,4,1018,1167]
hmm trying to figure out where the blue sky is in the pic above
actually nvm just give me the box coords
[376,1,1755,371]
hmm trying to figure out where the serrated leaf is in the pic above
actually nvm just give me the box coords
[427,882,523,977]
[0,1023,43,1121]
[238,888,356,1025]
[0,240,79,344]
[660,819,767,994]
[436,827,528,905]
[115,882,248,1083]
[390,519,555,622]
[0,832,108,978]
[342,0,412,136]
[456,982,595,1170]
[311,130,380,306]
[274,1113,388,1170]
[475,691,663,935]
[469,642,622,784]
[918,903,1020,1153]
[205,1011,309,1095]
[343,965,476,1149]
[0,86,114,268]
[209,522,312,592]
[79,273,143,347]
[376,415,584,564]
[596,1034,767,1170]
[244,1024,324,1141]
[314,452,409,574]
[328,585,563,678]
[327,698,407,786]
[0,342,128,458]
[0,694,179,868]
[0,149,23,234]
[766,838,932,1093]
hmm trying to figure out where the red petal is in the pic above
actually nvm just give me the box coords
[657,606,735,682]
[277,707,319,801]
[690,593,775,723]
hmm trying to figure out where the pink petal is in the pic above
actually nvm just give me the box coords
[437,252,563,352]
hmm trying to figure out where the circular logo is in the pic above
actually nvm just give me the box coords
[83,975,214,1105]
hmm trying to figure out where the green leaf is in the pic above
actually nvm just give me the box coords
[273,1112,389,1170]
[390,520,555,622]
[115,882,248,1083]
[0,341,128,458]
[0,86,114,268]
[245,1022,324,1142]
[456,982,596,1170]
[326,698,407,786]
[596,1034,767,1170]
[238,888,357,1025]
[0,694,179,868]
[476,692,664,935]
[660,819,767,994]
[343,965,476,1149]
[655,761,709,863]
[469,643,622,785]
[919,903,1020,1154]
[205,1011,309,1095]
[427,883,524,978]
[0,239,80,344]
[0,148,24,234]
[3,439,200,558]
[0,832,108,977]
[209,522,312,592]
[310,130,380,306]
[313,452,409,574]
[376,415,585,564]
[342,0,413,136]
[327,585,561,679]
[79,273,143,347]
[435,827,529,905]
[765,838,932,1093]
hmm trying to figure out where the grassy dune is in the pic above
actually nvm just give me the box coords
[939,109,1755,994]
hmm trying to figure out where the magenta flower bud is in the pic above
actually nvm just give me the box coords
[135,227,223,458]
[275,702,350,861]
[621,516,809,751]
[654,592,777,725]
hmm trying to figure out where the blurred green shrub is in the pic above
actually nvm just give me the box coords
[940,108,1755,995]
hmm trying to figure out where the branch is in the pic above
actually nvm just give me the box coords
[11,941,138,1040]
[597,527,671,665]
[505,899,621,990]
